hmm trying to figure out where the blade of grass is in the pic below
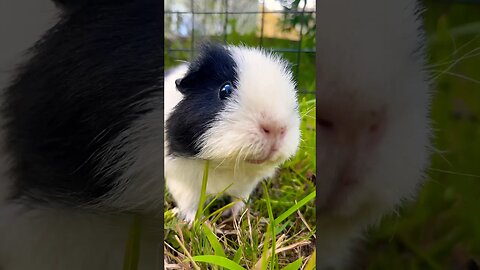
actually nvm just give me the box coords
[195,160,210,222]
[175,235,201,270]
[281,258,303,270]
[202,223,226,257]
[263,182,276,269]
[304,249,316,270]
[203,183,234,217]
[274,221,291,236]
[209,201,237,224]
[274,190,315,226]
[191,255,247,270]
[256,224,271,270]
[122,215,142,270]
[233,247,243,264]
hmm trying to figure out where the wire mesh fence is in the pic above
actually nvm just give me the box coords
[164,0,316,96]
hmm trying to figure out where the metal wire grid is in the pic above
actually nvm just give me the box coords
[164,0,316,95]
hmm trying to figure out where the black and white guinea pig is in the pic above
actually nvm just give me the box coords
[164,43,301,223]
[0,0,164,269]
[316,0,431,268]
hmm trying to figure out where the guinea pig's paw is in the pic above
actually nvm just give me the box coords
[173,207,197,225]
[221,201,246,218]
[171,207,180,216]
[183,211,196,225]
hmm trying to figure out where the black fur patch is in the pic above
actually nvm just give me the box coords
[166,43,238,157]
[3,0,163,206]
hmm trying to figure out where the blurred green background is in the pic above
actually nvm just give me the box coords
[363,1,480,269]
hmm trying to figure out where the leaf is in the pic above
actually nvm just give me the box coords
[191,255,247,270]
[258,224,271,270]
[202,223,226,257]
[195,160,210,222]
[275,221,291,236]
[304,249,316,270]
[233,247,243,264]
[274,190,315,226]
[263,182,277,269]
[281,258,303,270]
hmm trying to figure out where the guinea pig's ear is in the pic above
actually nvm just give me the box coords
[175,42,235,94]
[175,79,182,89]
[174,63,204,94]
[174,71,198,94]
[175,78,186,93]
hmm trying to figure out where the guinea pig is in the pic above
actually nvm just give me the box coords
[164,43,301,223]
[316,0,431,268]
[0,0,164,269]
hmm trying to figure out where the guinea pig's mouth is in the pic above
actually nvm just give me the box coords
[246,151,279,165]
[245,144,285,164]
[246,158,269,164]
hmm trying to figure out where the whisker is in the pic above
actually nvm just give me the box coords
[429,146,452,167]
[431,70,480,84]
[426,176,449,190]
[427,35,480,67]
[429,45,480,81]
[243,144,255,162]
[214,156,229,171]
[234,144,247,178]
[300,106,316,118]
[428,168,480,179]
[427,49,480,68]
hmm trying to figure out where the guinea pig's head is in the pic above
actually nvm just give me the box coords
[166,43,301,167]
[316,0,431,223]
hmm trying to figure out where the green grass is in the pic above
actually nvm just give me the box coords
[360,1,480,269]
[163,97,316,269]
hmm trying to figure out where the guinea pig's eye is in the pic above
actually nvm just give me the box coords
[219,82,233,100]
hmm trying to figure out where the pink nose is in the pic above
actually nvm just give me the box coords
[260,123,287,139]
